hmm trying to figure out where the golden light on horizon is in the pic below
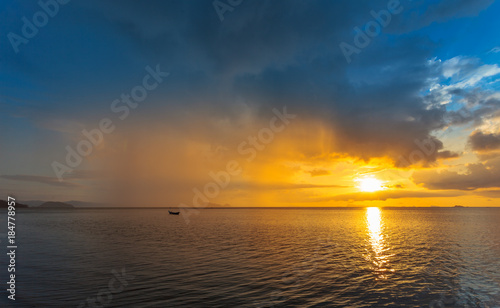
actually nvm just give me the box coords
[356,177,386,192]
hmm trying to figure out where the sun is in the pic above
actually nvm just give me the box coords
[357,177,385,192]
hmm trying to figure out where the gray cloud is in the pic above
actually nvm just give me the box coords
[476,190,500,198]
[77,0,474,168]
[469,131,500,152]
[437,150,461,159]
[392,0,495,32]
[413,157,500,190]
[316,190,464,202]
[1,175,81,188]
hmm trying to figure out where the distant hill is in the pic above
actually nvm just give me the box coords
[21,200,45,207]
[23,200,105,208]
[38,201,74,209]
[0,200,29,208]
[65,200,109,207]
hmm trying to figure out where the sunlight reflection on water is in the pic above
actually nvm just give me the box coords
[2,208,499,307]
[366,207,394,279]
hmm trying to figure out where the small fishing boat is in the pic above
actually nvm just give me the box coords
[169,210,180,215]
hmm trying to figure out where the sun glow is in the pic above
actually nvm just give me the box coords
[357,177,385,192]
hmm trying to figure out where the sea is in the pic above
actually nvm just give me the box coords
[0,207,499,307]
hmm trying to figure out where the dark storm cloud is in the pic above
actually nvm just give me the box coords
[391,0,495,32]
[437,150,460,159]
[469,131,500,152]
[413,157,500,190]
[445,100,500,127]
[1,0,495,170]
[232,31,448,164]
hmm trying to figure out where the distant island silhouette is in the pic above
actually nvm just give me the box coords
[0,200,75,209]
[38,201,74,209]
[0,200,29,208]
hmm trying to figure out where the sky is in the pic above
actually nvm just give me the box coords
[1,0,500,207]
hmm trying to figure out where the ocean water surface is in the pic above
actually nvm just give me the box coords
[1,208,499,307]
